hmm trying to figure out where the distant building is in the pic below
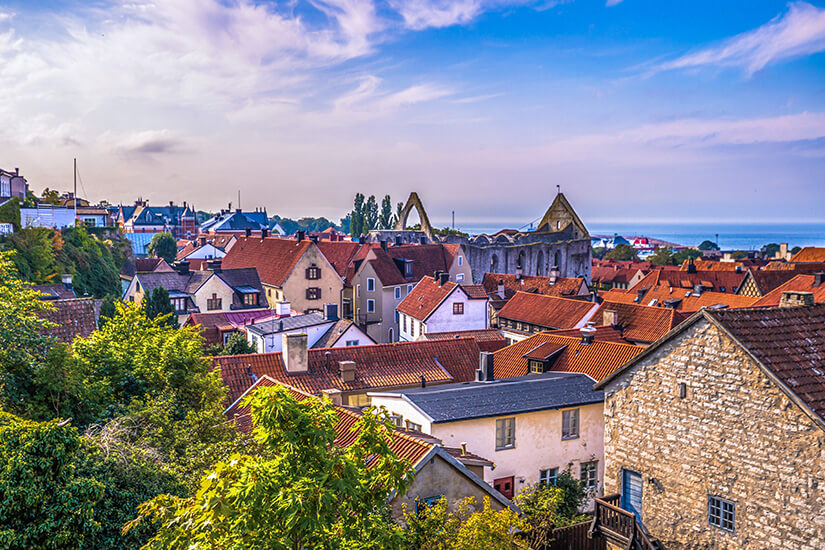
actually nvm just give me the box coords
[40,298,97,343]
[0,168,27,201]
[497,292,599,343]
[596,300,825,549]
[397,274,488,342]
[118,200,197,238]
[246,304,372,353]
[176,234,238,262]
[200,208,269,235]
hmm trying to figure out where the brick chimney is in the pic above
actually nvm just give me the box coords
[603,309,618,327]
[283,333,308,374]
[338,360,356,383]
[779,291,815,308]
[476,352,494,382]
[497,279,505,299]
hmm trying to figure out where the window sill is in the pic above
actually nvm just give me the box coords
[561,435,579,441]
[495,445,516,452]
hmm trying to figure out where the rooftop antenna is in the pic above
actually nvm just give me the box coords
[452,210,455,229]
[73,158,78,225]
[556,184,560,195]
[238,190,241,210]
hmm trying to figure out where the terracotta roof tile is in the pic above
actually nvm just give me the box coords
[592,301,688,344]
[397,276,457,321]
[211,337,482,404]
[225,376,434,465]
[316,241,368,280]
[32,283,75,300]
[184,309,274,345]
[221,236,312,287]
[41,298,97,343]
[482,273,587,299]
[789,247,825,263]
[602,285,759,312]
[710,304,825,423]
[753,274,825,307]
[365,244,459,286]
[542,325,631,344]
[629,269,746,294]
[492,333,644,381]
[424,329,507,353]
[498,291,598,329]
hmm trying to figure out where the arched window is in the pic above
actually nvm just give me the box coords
[536,251,544,276]
[388,328,394,343]
[554,251,562,271]
[517,251,526,270]
[490,254,499,273]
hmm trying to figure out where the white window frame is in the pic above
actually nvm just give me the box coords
[367,278,375,292]
[562,408,580,440]
[407,284,414,294]
[539,467,558,487]
[580,461,598,490]
[456,273,464,282]
[395,287,401,299]
[367,299,375,313]
[495,417,515,450]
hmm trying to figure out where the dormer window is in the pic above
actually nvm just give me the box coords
[529,359,546,374]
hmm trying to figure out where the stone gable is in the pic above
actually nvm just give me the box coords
[603,318,825,550]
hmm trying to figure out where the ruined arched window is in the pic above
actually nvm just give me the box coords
[490,254,499,273]
[536,251,544,276]
[554,251,562,271]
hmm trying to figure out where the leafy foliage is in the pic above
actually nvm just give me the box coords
[380,195,393,229]
[402,496,527,550]
[130,384,413,549]
[0,412,104,549]
[0,197,21,230]
[143,286,178,328]
[603,243,638,261]
[513,472,589,548]
[698,239,720,251]
[146,232,177,265]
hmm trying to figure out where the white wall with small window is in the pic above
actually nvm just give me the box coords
[367,395,604,501]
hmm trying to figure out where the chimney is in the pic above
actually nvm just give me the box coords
[296,230,305,242]
[206,259,222,272]
[310,234,319,243]
[550,267,559,284]
[323,303,339,322]
[603,309,618,327]
[634,288,646,303]
[693,284,703,296]
[169,201,174,207]
[686,259,697,274]
[475,352,495,382]
[199,236,207,247]
[814,272,825,287]
[497,279,505,299]
[245,228,252,238]
[395,236,402,246]
[277,302,291,317]
[439,272,449,286]
[61,274,73,291]
[283,333,309,374]
[174,260,190,275]
[261,228,269,240]
[779,291,815,308]
[322,389,343,406]
[380,240,388,252]
[338,360,356,383]
[14,167,19,176]
[515,267,522,281]
[460,442,467,457]
[580,323,597,345]
[245,366,258,384]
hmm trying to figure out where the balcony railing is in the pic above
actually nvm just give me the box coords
[589,495,665,550]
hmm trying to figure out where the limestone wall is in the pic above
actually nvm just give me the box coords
[603,319,825,550]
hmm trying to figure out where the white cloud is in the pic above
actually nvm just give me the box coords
[658,2,825,75]
[389,0,546,30]
[605,0,623,6]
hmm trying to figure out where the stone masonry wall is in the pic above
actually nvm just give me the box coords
[603,319,825,550]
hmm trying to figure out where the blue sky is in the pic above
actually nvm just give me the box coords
[0,0,824,227]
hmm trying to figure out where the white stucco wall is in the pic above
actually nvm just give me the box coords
[182,244,226,260]
[329,324,374,348]
[424,290,488,334]
[249,321,335,353]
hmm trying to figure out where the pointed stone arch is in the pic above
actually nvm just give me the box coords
[394,192,436,242]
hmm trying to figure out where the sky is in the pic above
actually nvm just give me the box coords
[1,0,824,228]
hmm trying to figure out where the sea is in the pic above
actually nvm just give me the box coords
[452,222,825,251]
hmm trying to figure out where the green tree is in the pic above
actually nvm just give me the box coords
[223,332,256,355]
[129,384,413,549]
[791,246,802,255]
[649,246,675,266]
[672,248,702,265]
[729,250,748,260]
[4,227,59,284]
[762,243,781,258]
[57,226,122,298]
[379,195,393,230]
[698,239,720,251]
[98,295,117,328]
[350,193,365,238]
[143,286,178,328]
[402,496,526,550]
[0,196,21,229]
[394,201,404,227]
[603,244,638,262]
[0,412,105,549]
[365,194,379,232]
[513,471,588,547]
[147,232,177,265]
[40,187,61,205]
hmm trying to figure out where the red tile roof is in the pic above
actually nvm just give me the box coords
[211,337,482,404]
[592,301,688,344]
[424,329,507,353]
[542,325,631,344]
[482,273,587,299]
[134,257,174,273]
[221,236,312,287]
[316,241,369,280]
[603,285,760,312]
[397,276,458,321]
[763,261,825,272]
[591,266,640,286]
[789,247,825,263]
[41,298,97,343]
[629,269,746,294]
[184,309,274,345]
[753,275,825,307]
[225,376,434,465]
[497,292,598,330]
[364,244,460,286]
[492,333,645,381]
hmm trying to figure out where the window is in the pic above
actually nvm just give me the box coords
[456,273,464,282]
[306,287,321,300]
[356,284,360,298]
[405,420,422,432]
[404,314,408,333]
[708,496,735,532]
[408,284,414,294]
[243,293,258,306]
[414,495,443,514]
[367,299,375,313]
[562,409,580,440]
[388,414,403,427]
[207,293,222,311]
[345,340,358,346]
[580,461,598,490]
[394,310,399,322]
[394,286,401,299]
[495,417,515,450]
[539,467,559,487]
[367,278,375,292]
[453,302,464,315]
[172,297,186,311]
[388,328,394,342]
[529,360,545,374]
[458,256,463,266]
[306,266,321,280]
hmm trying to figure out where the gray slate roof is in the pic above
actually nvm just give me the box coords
[246,312,332,336]
[378,372,603,423]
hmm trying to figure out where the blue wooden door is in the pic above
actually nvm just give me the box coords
[621,469,643,520]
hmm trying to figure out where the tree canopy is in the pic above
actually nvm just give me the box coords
[698,240,719,251]
[603,244,639,261]
[147,233,177,265]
